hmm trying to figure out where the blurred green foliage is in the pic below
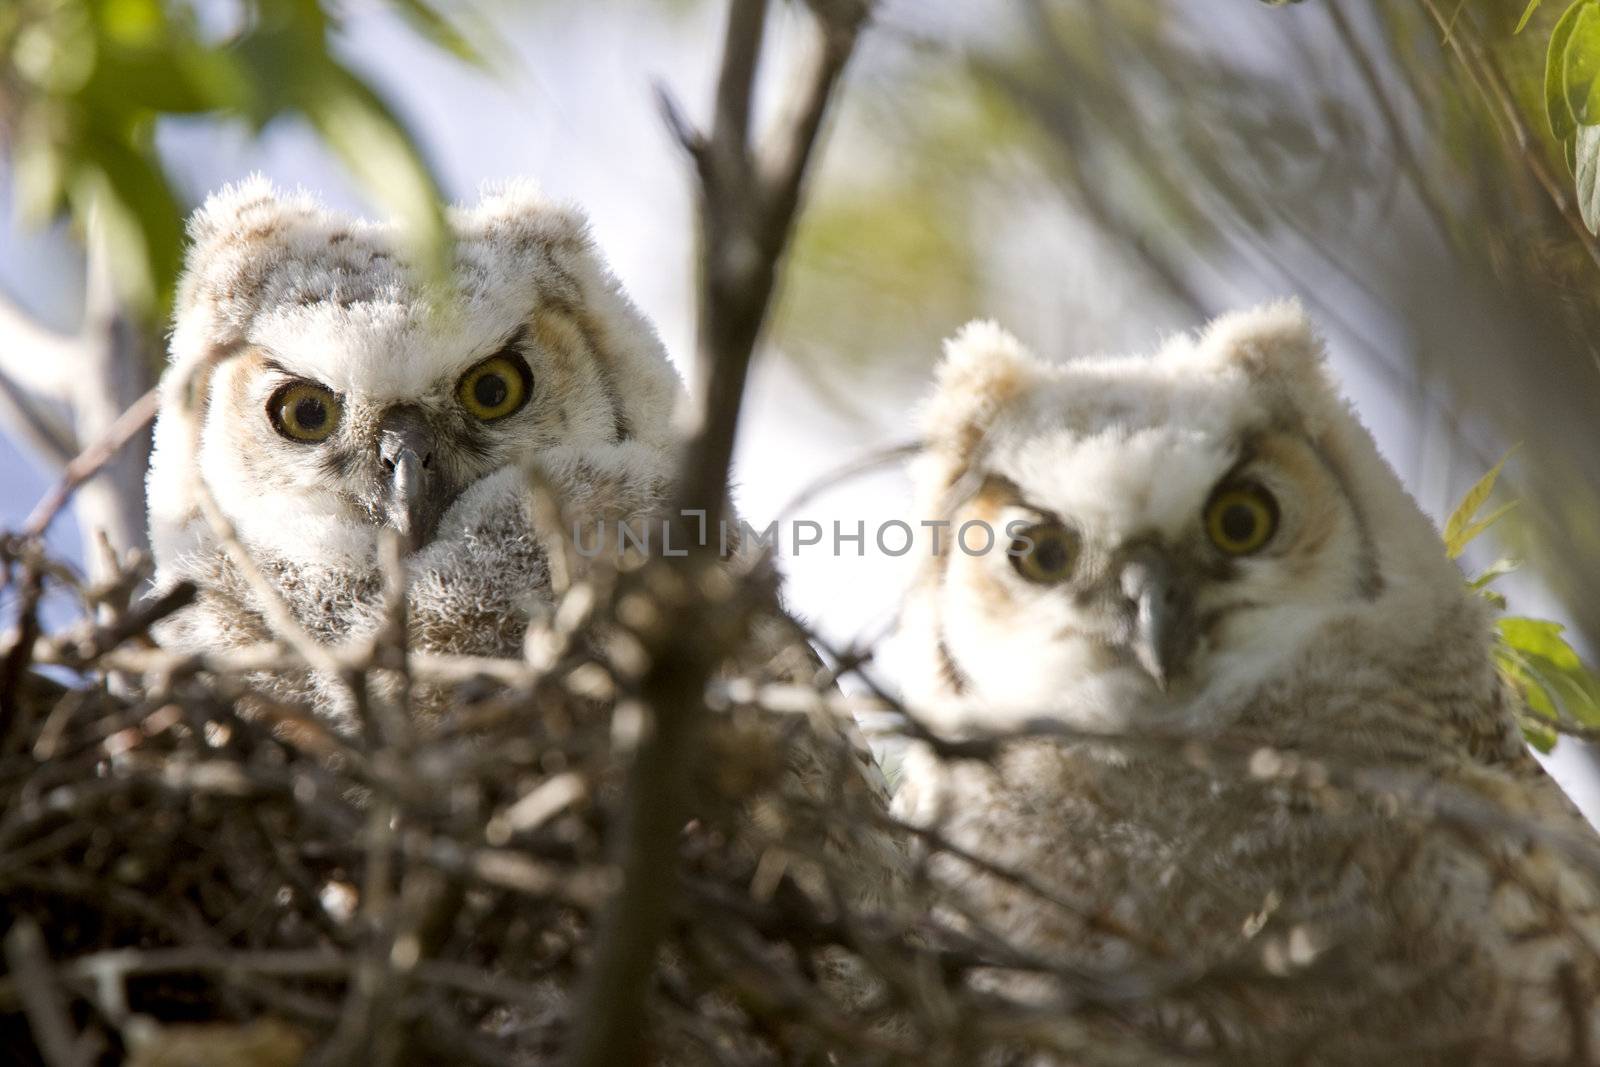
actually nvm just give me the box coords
[1524,0,1600,225]
[1449,455,1600,752]
[0,0,475,322]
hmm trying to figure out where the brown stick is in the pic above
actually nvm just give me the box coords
[563,4,871,1066]
[21,386,160,542]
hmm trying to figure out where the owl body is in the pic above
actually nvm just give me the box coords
[894,306,1600,1063]
[147,179,681,701]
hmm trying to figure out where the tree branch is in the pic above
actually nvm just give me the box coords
[21,386,159,542]
[0,220,155,580]
[670,0,871,525]
[564,4,871,1066]
[0,288,79,466]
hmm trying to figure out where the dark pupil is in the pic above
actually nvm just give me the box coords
[292,395,327,430]
[1221,503,1258,543]
[1032,535,1068,573]
[474,372,508,410]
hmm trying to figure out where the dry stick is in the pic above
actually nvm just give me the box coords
[21,386,161,541]
[0,547,46,720]
[0,288,81,466]
[3,918,95,1067]
[188,472,346,682]
[564,4,871,1066]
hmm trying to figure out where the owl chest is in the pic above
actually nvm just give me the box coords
[936,748,1388,959]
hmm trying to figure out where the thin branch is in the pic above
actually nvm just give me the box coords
[189,466,347,682]
[565,6,872,1065]
[3,919,96,1067]
[670,0,871,523]
[0,289,79,465]
[21,387,159,541]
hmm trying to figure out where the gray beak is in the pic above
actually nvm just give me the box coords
[378,408,441,553]
[1119,549,1196,691]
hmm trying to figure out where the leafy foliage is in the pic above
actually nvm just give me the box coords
[0,0,472,320]
[1445,454,1600,751]
[1523,0,1600,228]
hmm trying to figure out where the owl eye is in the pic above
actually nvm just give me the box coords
[458,352,531,421]
[269,381,342,443]
[1009,522,1080,584]
[1205,483,1279,555]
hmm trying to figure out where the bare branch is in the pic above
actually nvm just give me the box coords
[189,464,348,682]
[3,919,96,1067]
[0,222,155,578]
[22,387,159,542]
[67,224,155,578]
[672,0,870,523]
[0,288,80,466]
[565,9,872,1064]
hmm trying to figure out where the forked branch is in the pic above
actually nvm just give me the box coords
[564,4,872,1066]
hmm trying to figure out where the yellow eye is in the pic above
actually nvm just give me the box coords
[269,381,342,443]
[458,353,530,421]
[1205,484,1279,555]
[1009,522,1080,584]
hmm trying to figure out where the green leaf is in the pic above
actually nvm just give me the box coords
[1523,718,1559,752]
[303,71,451,287]
[1547,0,1592,150]
[1517,0,1546,33]
[389,0,491,69]
[1497,618,1600,727]
[1577,122,1600,233]
[70,133,184,316]
[1566,3,1600,123]
[1442,450,1516,557]
[1469,556,1521,589]
[1447,501,1519,558]
[1499,617,1580,667]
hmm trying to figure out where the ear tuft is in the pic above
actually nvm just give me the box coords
[1200,299,1322,377]
[456,186,684,448]
[920,320,1037,472]
[1192,299,1338,431]
[184,175,321,252]
[174,177,341,331]
[456,179,589,251]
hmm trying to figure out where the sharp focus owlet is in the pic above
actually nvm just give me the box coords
[894,304,1600,1064]
[145,178,682,715]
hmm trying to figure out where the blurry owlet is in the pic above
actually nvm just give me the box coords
[146,178,682,713]
[893,304,1600,1063]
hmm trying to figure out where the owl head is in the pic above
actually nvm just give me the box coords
[147,177,682,571]
[904,302,1478,735]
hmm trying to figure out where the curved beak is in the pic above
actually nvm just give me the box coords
[378,408,442,553]
[1119,549,1197,691]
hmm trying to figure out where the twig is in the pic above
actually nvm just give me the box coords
[3,918,95,1067]
[668,0,872,523]
[0,545,46,720]
[21,386,160,541]
[566,12,871,1065]
[0,288,78,466]
[189,471,347,682]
